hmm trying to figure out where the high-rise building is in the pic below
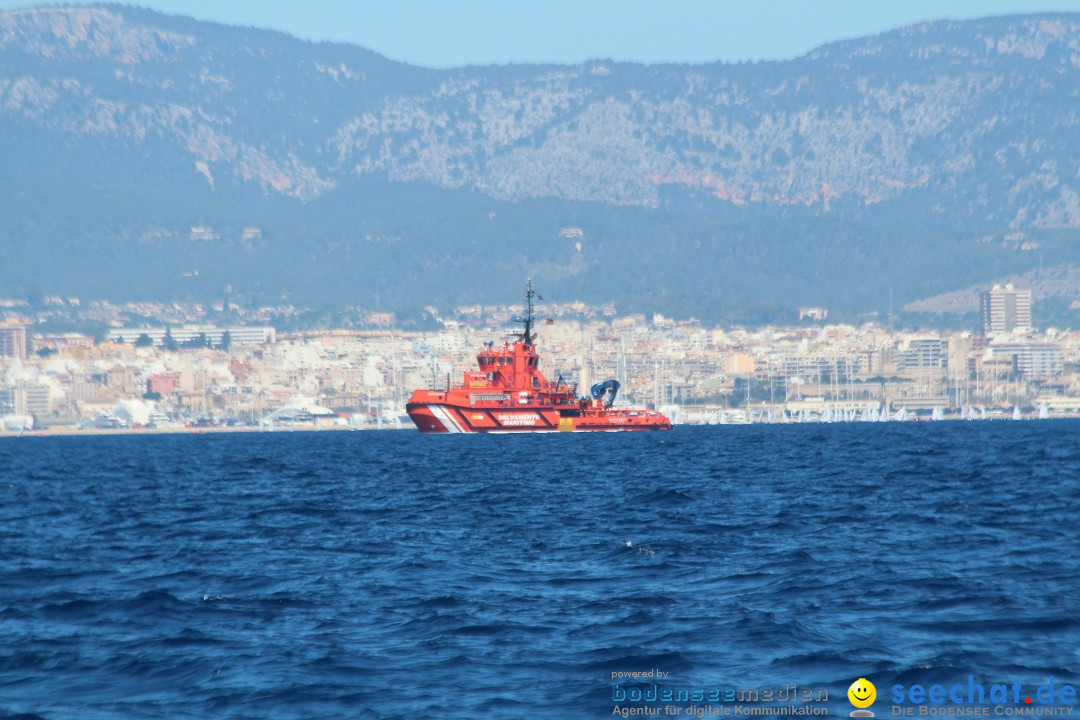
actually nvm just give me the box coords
[0,322,28,359]
[980,284,1032,335]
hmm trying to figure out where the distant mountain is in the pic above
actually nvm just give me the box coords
[905,265,1080,314]
[2,5,1079,323]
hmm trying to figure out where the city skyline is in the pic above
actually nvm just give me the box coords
[2,282,1076,432]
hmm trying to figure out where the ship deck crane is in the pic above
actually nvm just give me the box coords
[590,379,620,408]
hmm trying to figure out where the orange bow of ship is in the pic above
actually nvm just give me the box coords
[407,283,672,433]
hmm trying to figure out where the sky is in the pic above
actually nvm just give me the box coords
[2,0,1080,67]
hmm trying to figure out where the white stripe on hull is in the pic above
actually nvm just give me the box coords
[418,403,662,433]
[428,405,467,433]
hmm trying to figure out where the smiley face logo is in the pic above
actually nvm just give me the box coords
[848,678,876,709]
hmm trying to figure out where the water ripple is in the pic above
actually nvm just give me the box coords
[0,423,1078,717]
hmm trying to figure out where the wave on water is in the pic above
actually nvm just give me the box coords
[1,423,1079,718]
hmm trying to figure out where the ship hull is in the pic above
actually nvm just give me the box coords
[406,403,671,433]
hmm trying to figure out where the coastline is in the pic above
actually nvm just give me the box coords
[4,415,1077,439]
[0,424,396,438]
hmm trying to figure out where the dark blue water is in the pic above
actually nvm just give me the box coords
[2,423,1079,719]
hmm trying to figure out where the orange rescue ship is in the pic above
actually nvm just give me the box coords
[407,283,672,433]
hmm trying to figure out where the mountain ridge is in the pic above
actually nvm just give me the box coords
[2,5,1079,322]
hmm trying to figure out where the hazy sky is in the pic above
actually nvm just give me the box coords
[3,0,1080,66]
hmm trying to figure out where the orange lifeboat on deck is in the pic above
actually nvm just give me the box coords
[406,283,672,433]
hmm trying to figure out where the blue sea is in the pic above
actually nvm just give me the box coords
[2,422,1079,719]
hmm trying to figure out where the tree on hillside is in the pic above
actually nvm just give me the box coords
[182,332,210,349]
[163,328,178,352]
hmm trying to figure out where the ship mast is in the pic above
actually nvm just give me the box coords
[515,280,535,346]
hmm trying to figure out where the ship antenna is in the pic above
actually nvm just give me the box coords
[515,279,535,346]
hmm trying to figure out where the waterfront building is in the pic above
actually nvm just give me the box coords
[895,338,948,370]
[988,342,1065,378]
[0,322,27,358]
